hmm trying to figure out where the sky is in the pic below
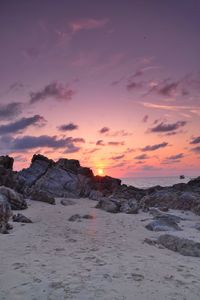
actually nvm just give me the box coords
[0,0,200,178]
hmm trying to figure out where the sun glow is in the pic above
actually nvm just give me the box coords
[97,168,104,176]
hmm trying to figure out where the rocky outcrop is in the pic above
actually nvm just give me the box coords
[0,186,27,210]
[158,234,200,257]
[96,198,120,213]
[0,193,12,234]
[0,155,14,170]
[140,190,200,213]
[0,155,17,189]
[119,198,139,214]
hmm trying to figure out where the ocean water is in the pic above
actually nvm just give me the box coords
[121,176,195,189]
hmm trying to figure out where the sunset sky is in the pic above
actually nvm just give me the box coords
[0,0,200,178]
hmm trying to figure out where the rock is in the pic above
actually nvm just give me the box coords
[0,155,14,170]
[112,184,145,201]
[56,158,80,174]
[158,234,200,257]
[17,154,54,192]
[145,216,182,232]
[0,194,12,234]
[30,189,55,205]
[119,198,138,214]
[13,213,32,223]
[143,238,157,246]
[96,198,120,213]
[82,214,94,219]
[140,190,200,213]
[89,190,103,200]
[68,214,81,222]
[93,176,121,195]
[60,199,76,206]
[0,186,27,210]
[194,224,200,231]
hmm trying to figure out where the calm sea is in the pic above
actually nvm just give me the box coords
[121,176,195,189]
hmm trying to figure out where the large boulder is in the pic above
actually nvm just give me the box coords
[96,198,120,213]
[145,216,182,232]
[119,198,139,214]
[158,234,200,257]
[29,189,55,205]
[0,193,12,233]
[112,184,145,201]
[93,176,121,195]
[0,186,27,210]
[0,155,17,189]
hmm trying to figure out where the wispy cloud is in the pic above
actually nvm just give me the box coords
[141,142,168,152]
[29,82,75,104]
[58,122,78,131]
[99,127,110,134]
[190,136,200,144]
[135,154,149,160]
[69,18,109,33]
[150,121,187,133]
[111,154,125,160]
[0,102,22,120]
[0,115,46,135]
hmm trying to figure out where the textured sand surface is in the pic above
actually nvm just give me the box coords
[0,198,200,300]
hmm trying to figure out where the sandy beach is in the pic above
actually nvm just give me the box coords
[1,198,200,300]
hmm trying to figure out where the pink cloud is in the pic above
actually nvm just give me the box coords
[69,18,109,33]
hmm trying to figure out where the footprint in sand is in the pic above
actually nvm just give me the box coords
[12,262,27,270]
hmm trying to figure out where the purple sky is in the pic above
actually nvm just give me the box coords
[0,0,200,177]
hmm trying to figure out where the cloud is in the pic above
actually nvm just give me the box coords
[0,102,22,120]
[141,165,162,171]
[141,142,168,152]
[108,141,124,146]
[5,135,82,152]
[106,130,133,137]
[150,121,187,133]
[142,115,149,123]
[29,82,75,104]
[134,154,149,160]
[58,122,78,131]
[190,136,200,144]
[96,140,105,146]
[126,81,143,91]
[22,47,40,60]
[165,153,184,160]
[69,18,109,33]
[191,146,200,153]
[72,138,85,143]
[111,154,125,160]
[99,127,110,134]
[157,81,179,97]
[0,115,46,135]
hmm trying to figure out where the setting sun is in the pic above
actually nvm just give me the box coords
[97,168,104,176]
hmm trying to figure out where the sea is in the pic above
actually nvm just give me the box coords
[121,176,195,189]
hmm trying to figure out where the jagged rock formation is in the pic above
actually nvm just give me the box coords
[0,186,27,210]
[0,155,17,189]
[17,154,121,199]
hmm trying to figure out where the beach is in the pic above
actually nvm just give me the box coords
[1,197,200,300]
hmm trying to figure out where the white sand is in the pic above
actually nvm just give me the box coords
[0,198,200,300]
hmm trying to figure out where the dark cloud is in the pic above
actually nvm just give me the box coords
[99,127,110,134]
[5,135,82,151]
[135,154,149,160]
[141,142,168,152]
[58,122,78,131]
[126,81,143,91]
[158,81,179,97]
[0,102,22,120]
[141,165,162,171]
[0,115,46,135]
[166,153,184,160]
[142,115,149,123]
[150,121,187,133]
[108,141,124,146]
[29,82,75,104]
[190,136,200,144]
[96,140,105,146]
[72,138,85,143]
[191,146,200,153]
[111,154,125,160]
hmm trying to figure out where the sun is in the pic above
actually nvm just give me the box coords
[97,168,104,176]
